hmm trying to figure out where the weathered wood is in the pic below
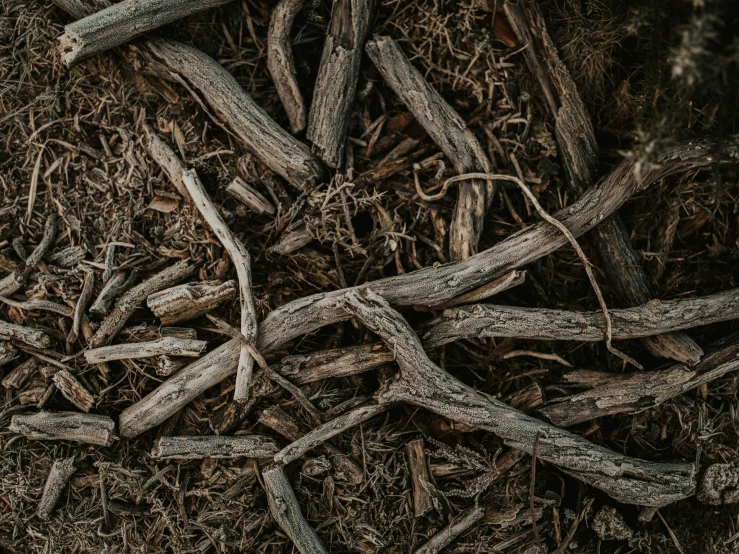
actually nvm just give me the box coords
[414,506,484,554]
[365,36,493,261]
[540,340,739,427]
[0,342,18,367]
[341,288,696,507]
[59,0,234,65]
[0,320,51,348]
[89,270,130,315]
[420,270,526,310]
[226,177,275,215]
[0,273,24,297]
[276,342,393,385]
[0,296,74,317]
[209,397,258,435]
[406,439,433,517]
[262,465,329,554]
[49,246,87,268]
[423,288,739,348]
[181,169,257,403]
[503,0,701,365]
[151,435,280,459]
[274,403,387,465]
[2,358,39,389]
[698,462,739,505]
[270,224,312,255]
[37,457,76,520]
[157,355,187,377]
[25,214,59,270]
[85,337,206,364]
[68,270,95,343]
[10,411,115,446]
[147,280,236,325]
[267,0,306,133]
[52,369,94,412]
[307,0,374,167]
[141,124,190,198]
[90,260,195,348]
[118,136,739,438]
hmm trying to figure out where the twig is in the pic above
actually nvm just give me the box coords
[68,270,95,343]
[84,337,206,364]
[413,506,485,554]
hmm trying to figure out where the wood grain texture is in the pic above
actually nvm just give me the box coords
[142,124,189,198]
[2,358,39,389]
[0,342,18,367]
[406,439,433,517]
[52,369,94,412]
[226,177,275,215]
[147,280,236,325]
[151,435,280,459]
[37,457,76,520]
[10,411,115,445]
[0,320,50,348]
[59,0,234,65]
[276,342,393,385]
[365,36,493,261]
[85,337,206,363]
[68,270,95,343]
[307,0,374,167]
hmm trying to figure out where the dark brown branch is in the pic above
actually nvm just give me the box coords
[406,438,433,517]
[2,358,39,389]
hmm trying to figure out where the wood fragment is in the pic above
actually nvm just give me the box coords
[262,465,329,554]
[59,0,233,65]
[52,369,94,412]
[276,342,393,385]
[419,270,526,310]
[25,214,59,270]
[341,288,696,507]
[85,337,206,364]
[209,397,258,435]
[226,177,275,215]
[89,270,131,315]
[49,246,87,268]
[2,358,39,389]
[10,411,115,445]
[698,462,739,505]
[142,124,189,198]
[307,0,375,167]
[37,457,76,520]
[406,438,433,517]
[0,273,24,297]
[365,36,493,261]
[270,224,312,255]
[181,169,257,403]
[267,0,306,133]
[90,260,195,348]
[0,320,51,348]
[0,296,74,317]
[151,435,280,459]
[0,342,18,367]
[68,270,95,343]
[414,506,485,554]
[147,280,236,326]
[157,355,187,376]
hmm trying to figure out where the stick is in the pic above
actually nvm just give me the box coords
[365,36,493,261]
[151,435,280,459]
[147,280,236,325]
[37,457,76,520]
[307,0,374,167]
[68,270,95,343]
[89,270,131,315]
[0,320,50,348]
[181,169,257,403]
[118,136,739,438]
[422,270,526,310]
[503,0,701,365]
[89,260,195,348]
[142,124,190,199]
[157,355,187,377]
[226,177,275,215]
[262,465,329,554]
[0,297,74,317]
[0,342,18,367]
[10,411,115,445]
[267,0,307,133]
[59,0,234,65]
[52,369,94,412]
[85,337,206,364]
[423,287,739,347]
[341,288,696,507]
[25,214,59,270]
[406,439,433,517]
[414,506,484,554]
[2,358,39,389]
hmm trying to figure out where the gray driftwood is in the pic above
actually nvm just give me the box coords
[118,135,739,439]
[89,270,131,315]
[85,337,206,364]
[365,36,493,261]
[226,177,275,215]
[142,124,189,198]
[276,342,393,384]
[307,0,374,167]
[68,270,95,343]
[37,457,77,520]
[147,280,236,325]
[341,288,696,507]
[90,260,195,348]
[270,224,312,255]
[52,369,94,412]
[267,0,306,133]
[0,320,51,348]
[406,438,433,517]
[424,287,739,348]
[10,411,115,445]
[151,435,280,459]
[59,0,233,65]
[423,270,526,310]
[503,0,700,365]
[262,465,329,554]
[414,506,485,554]
[2,358,39,389]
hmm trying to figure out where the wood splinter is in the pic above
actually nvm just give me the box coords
[10,411,115,446]
[85,337,207,364]
[68,270,95,343]
[37,457,76,520]
[226,177,275,215]
[52,369,94,412]
[147,280,236,325]
[151,435,280,459]
[406,438,434,517]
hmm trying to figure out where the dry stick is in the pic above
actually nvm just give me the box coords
[2,358,40,389]
[89,260,194,348]
[181,169,257,403]
[503,0,701,365]
[141,124,189,198]
[365,35,493,261]
[118,136,739,438]
[25,214,59,270]
[147,280,236,325]
[84,337,207,364]
[262,465,329,554]
[37,457,76,520]
[307,0,375,167]
[226,178,275,215]
[406,439,434,517]
[0,321,50,349]
[59,0,234,65]
[151,435,280,460]
[0,297,74,317]
[423,269,526,310]
[340,288,696,507]
[267,0,307,133]
[423,287,739,347]
[414,506,485,554]
[10,411,115,446]
[68,270,95,343]
[0,342,18,367]
[53,369,94,412]
[89,270,130,315]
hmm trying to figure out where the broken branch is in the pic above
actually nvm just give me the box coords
[84,337,207,364]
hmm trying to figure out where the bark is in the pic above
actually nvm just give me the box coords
[0,320,51,348]
[276,342,393,385]
[406,438,433,517]
[90,270,131,315]
[2,358,39,389]
[85,337,206,363]
[267,0,306,133]
[52,369,94,412]
[59,0,233,65]
[226,177,275,215]
[307,0,374,167]
[147,280,236,325]
[68,270,95,343]
[365,36,493,261]
[262,465,329,554]
[422,270,526,310]
[151,435,280,459]
[503,0,700,365]
[341,288,696,507]
[414,506,484,554]
[423,287,739,348]
[90,260,195,348]
[270,224,312,255]
[37,457,76,520]
[10,411,115,446]
[209,397,258,435]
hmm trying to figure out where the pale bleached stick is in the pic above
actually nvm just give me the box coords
[85,337,206,364]
[147,280,236,325]
[10,411,115,446]
[68,270,95,343]
[0,342,18,367]
[151,435,279,459]
[181,169,257,403]
[37,457,76,520]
